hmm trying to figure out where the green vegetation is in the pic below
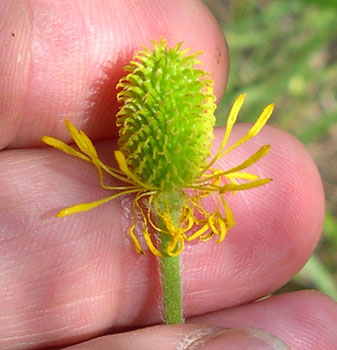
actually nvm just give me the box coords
[203,0,337,299]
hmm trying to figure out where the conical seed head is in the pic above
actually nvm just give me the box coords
[116,39,216,191]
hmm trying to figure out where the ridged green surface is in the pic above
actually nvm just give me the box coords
[116,40,216,191]
[159,211,183,324]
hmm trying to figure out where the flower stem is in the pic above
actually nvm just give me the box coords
[158,213,184,324]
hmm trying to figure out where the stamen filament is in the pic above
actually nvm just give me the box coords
[204,93,246,171]
[196,145,271,183]
[57,188,140,217]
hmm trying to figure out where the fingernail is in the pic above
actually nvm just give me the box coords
[180,327,290,350]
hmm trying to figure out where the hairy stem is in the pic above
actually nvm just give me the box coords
[158,212,184,324]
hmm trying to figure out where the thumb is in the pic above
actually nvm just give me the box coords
[61,324,289,350]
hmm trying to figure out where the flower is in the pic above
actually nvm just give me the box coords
[42,40,273,257]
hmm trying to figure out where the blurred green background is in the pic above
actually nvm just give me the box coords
[203,0,337,299]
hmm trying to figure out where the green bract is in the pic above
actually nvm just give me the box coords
[116,39,217,191]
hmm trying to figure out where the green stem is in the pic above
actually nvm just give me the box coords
[158,213,184,324]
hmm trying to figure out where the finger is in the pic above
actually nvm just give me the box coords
[60,325,289,350]
[0,0,228,149]
[190,291,337,350]
[60,291,337,350]
[0,125,324,349]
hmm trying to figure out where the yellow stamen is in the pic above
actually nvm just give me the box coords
[218,103,274,158]
[204,93,246,171]
[227,172,259,181]
[115,150,152,190]
[167,236,184,257]
[42,136,91,163]
[186,223,210,241]
[57,189,139,217]
[144,230,162,257]
[216,217,228,243]
[196,144,271,183]
[219,178,272,193]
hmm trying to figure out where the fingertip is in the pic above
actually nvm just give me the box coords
[3,0,228,148]
[178,124,325,316]
[210,124,325,294]
[191,291,337,350]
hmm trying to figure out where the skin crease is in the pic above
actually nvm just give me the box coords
[0,0,335,350]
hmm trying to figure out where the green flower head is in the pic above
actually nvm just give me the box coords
[116,40,216,191]
[42,39,273,257]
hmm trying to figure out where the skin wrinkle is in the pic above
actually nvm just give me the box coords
[0,1,31,149]
[19,0,88,147]
[126,1,148,43]
[147,0,170,34]
[77,1,117,130]
[175,327,225,350]
[1,251,87,298]
[70,0,89,127]
[1,287,110,323]
[2,291,106,347]
[0,180,126,342]
[17,1,32,144]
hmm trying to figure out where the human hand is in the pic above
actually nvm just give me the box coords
[0,1,336,349]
